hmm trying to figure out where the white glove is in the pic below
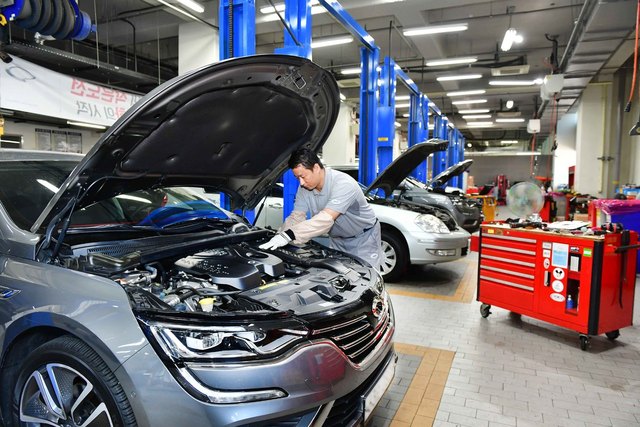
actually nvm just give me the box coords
[259,231,292,250]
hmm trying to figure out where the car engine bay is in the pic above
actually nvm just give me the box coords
[63,227,381,317]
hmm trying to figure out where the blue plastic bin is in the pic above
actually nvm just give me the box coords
[610,211,640,274]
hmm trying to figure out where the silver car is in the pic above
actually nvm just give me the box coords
[0,55,395,426]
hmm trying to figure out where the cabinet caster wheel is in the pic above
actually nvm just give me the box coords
[480,303,491,318]
[579,335,590,351]
[605,330,620,341]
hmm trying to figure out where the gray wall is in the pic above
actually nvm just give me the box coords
[465,154,553,187]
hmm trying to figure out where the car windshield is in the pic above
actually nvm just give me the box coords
[0,159,229,231]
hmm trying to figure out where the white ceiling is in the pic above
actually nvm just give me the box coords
[4,0,637,148]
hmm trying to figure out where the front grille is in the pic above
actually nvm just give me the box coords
[311,298,391,365]
[324,351,395,427]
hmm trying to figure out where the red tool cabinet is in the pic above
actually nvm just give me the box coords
[477,224,637,350]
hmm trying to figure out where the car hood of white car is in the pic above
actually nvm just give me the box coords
[32,55,339,233]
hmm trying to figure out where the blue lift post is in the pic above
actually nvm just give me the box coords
[377,56,396,175]
[219,0,256,218]
[433,115,449,177]
[275,0,313,219]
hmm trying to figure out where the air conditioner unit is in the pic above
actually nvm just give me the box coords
[540,74,564,100]
[490,64,530,76]
[527,119,541,134]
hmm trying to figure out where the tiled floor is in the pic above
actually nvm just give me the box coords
[383,252,640,427]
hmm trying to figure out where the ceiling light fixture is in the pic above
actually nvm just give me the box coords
[176,0,204,13]
[501,140,519,144]
[395,95,411,101]
[395,103,411,108]
[457,109,490,114]
[447,89,486,97]
[311,35,354,48]
[451,99,488,105]
[466,122,494,127]
[437,74,482,82]
[489,79,540,86]
[403,23,468,37]
[402,113,410,117]
[501,28,519,51]
[67,121,107,130]
[339,93,346,101]
[426,57,477,67]
[394,121,401,128]
[462,114,492,119]
[505,99,514,109]
[157,0,199,21]
[496,118,525,123]
[340,67,361,75]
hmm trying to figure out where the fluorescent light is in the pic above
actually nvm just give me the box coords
[501,28,518,52]
[496,118,525,123]
[176,0,204,13]
[489,79,536,86]
[395,103,410,108]
[466,122,494,127]
[426,57,477,67]
[311,35,353,48]
[395,95,411,101]
[340,67,361,75]
[402,113,410,117]
[428,124,435,130]
[505,100,514,109]
[501,140,519,144]
[451,99,488,105]
[403,23,468,36]
[157,0,199,21]
[394,121,401,128]
[339,93,346,101]
[67,120,107,130]
[463,114,492,119]
[437,74,482,81]
[447,89,486,97]
[458,109,489,114]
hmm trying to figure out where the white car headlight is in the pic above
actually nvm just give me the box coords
[415,214,450,234]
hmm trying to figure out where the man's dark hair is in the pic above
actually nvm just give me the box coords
[288,148,324,170]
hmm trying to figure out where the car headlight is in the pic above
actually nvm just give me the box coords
[145,321,309,361]
[415,214,450,234]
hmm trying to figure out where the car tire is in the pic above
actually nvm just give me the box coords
[379,228,409,282]
[2,335,136,427]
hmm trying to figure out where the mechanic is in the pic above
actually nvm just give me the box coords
[259,148,383,268]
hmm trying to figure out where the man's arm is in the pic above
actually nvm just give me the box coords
[283,208,339,244]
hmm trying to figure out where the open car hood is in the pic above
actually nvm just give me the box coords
[429,159,473,189]
[33,55,339,232]
[365,139,448,196]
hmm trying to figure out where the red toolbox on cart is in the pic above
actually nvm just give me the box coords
[477,223,637,350]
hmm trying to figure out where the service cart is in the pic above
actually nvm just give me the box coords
[477,223,637,350]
